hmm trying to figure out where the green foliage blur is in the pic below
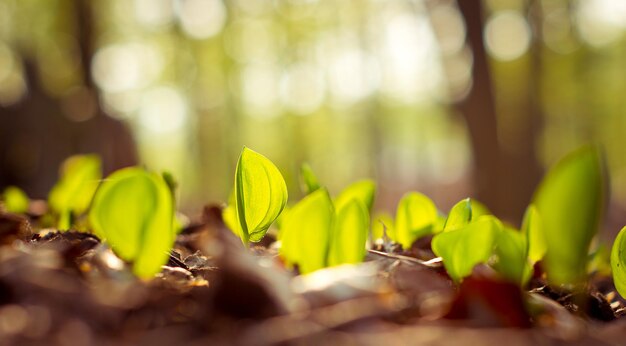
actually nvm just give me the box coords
[2,0,626,233]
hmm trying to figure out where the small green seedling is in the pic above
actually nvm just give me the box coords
[521,204,546,265]
[280,188,335,274]
[300,163,321,195]
[1,186,29,214]
[49,154,102,230]
[470,200,491,219]
[443,198,472,231]
[280,182,371,274]
[432,215,498,282]
[89,167,175,279]
[394,192,438,249]
[430,198,535,285]
[234,147,288,245]
[328,199,369,266]
[533,145,604,286]
[611,226,626,298]
[334,179,376,212]
[493,224,532,286]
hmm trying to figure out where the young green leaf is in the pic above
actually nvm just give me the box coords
[334,180,376,212]
[471,200,491,218]
[280,188,334,274]
[443,198,472,232]
[300,163,321,195]
[611,226,626,298]
[395,192,438,249]
[493,226,532,286]
[328,199,368,266]
[234,147,288,245]
[533,146,604,285]
[89,167,175,279]
[521,204,546,264]
[2,186,29,214]
[49,154,102,230]
[432,216,498,282]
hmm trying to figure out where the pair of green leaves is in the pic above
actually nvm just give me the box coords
[432,146,603,286]
[393,195,491,250]
[89,167,175,279]
[280,184,372,274]
[432,199,542,285]
[431,199,497,283]
[279,165,374,274]
[49,154,102,230]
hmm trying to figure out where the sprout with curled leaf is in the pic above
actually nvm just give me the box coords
[231,147,288,245]
[89,167,175,279]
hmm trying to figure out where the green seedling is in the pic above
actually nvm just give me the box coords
[328,199,369,266]
[521,204,546,265]
[493,224,532,286]
[49,154,102,230]
[533,146,604,286]
[334,179,376,212]
[432,215,498,282]
[280,184,370,274]
[89,167,175,279]
[470,199,491,218]
[430,198,535,285]
[280,188,335,274]
[1,186,29,214]
[443,198,472,232]
[233,147,288,245]
[300,163,321,195]
[611,226,626,298]
[394,192,438,249]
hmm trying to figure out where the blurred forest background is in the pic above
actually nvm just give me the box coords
[1,0,626,234]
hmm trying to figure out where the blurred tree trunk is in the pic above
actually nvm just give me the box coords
[454,0,502,217]
[454,0,543,223]
[0,0,137,198]
[499,1,543,221]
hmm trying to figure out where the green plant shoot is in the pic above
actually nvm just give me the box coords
[334,180,376,212]
[395,192,438,249]
[533,146,604,285]
[432,215,498,282]
[234,147,288,245]
[300,163,321,195]
[611,226,626,298]
[89,167,175,279]
[521,204,546,264]
[1,186,29,214]
[328,199,368,266]
[470,200,491,218]
[493,225,532,286]
[49,154,102,230]
[443,198,472,232]
[280,188,334,274]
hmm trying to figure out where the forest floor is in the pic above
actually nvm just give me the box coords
[1,205,625,346]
